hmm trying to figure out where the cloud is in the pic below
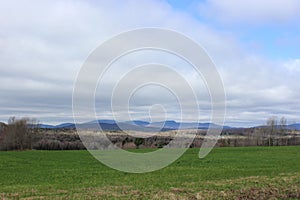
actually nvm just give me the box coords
[198,0,300,25]
[218,55,300,125]
[284,59,300,72]
[0,0,232,124]
[0,0,299,126]
[0,0,177,123]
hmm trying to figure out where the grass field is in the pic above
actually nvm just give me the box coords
[0,146,300,199]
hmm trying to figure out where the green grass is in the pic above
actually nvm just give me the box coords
[0,146,300,199]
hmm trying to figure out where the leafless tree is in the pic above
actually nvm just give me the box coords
[279,116,287,136]
[266,116,277,146]
[0,117,38,150]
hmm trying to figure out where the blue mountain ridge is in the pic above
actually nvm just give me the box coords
[34,120,236,131]
[25,121,300,131]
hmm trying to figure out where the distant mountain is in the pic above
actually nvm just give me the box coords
[36,123,75,129]
[149,120,180,129]
[88,120,116,124]
[149,121,231,130]
[125,120,150,126]
[37,124,56,129]
[36,120,226,131]
[55,123,75,129]
[76,122,173,132]
[32,120,300,131]
[76,122,121,131]
[287,124,300,130]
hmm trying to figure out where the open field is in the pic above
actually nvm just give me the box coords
[1,146,300,199]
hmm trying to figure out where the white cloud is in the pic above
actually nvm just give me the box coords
[198,0,300,25]
[284,59,300,72]
[0,0,299,126]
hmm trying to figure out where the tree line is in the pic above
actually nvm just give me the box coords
[0,116,299,151]
[0,117,85,151]
[0,117,38,150]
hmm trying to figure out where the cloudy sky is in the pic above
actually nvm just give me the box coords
[0,0,299,126]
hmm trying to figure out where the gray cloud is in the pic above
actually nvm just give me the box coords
[0,0,299,126]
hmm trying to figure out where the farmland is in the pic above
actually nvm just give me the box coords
[1,146,300,199]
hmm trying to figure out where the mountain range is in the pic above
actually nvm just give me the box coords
[36,120,300,131]
[37,120,232,131]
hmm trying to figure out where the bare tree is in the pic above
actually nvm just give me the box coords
[266,116,277,146]
[279,116,287,136]
[0,117,38,150]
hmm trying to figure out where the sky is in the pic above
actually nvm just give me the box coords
[0,0,299,127]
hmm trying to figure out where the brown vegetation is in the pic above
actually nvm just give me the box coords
[0,117,38,150]
[0,116,300,151]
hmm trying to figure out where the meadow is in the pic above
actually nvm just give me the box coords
[0,146,300,199]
